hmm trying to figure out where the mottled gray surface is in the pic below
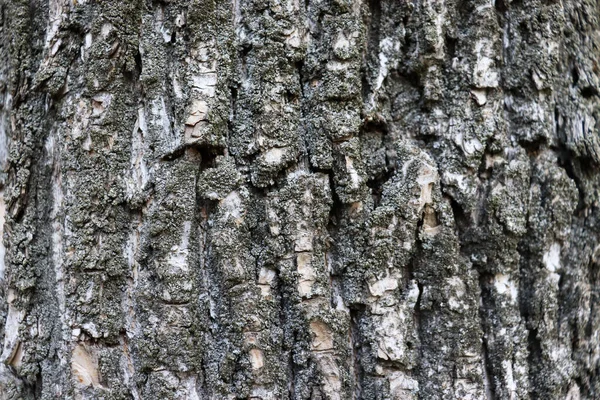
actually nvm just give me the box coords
[0,0,599,398]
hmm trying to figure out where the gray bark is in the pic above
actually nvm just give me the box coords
[0,0,598,398]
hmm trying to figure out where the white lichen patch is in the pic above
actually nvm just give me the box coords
[101,23,113,38]
[332,32,352,58]
[442,172,469,191]
[543,242,561,272]
[494,274,518,302]
[543,242,562,287]
[373,38,394,90]
[326,60,350,71]
[294,228,313,252]
[165,221,192,274]
[264,147,285,165]
[501,359,518,398]
[453,131,484,156]
[125,108,149,199]
[219,191,243,222]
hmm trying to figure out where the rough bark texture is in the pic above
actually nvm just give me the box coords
[0,0,599,398]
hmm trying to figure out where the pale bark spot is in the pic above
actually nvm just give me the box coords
[51,38,62,57]
[368,277,398,297]
[375,38,394,91]
[249,349,265,370]
[185,99,208,126]
[473,39,499,88]
[566,383,581,400]
[345,156,361,189]
[326,60,350,71]
[471,88,487,106]
[82,322,100,339]
[92,93,111,116]
[71,344,102,389]
[417,164,437,209]
[0,190,5,280]
[297,253,315,297]
[220,191,243,221]
[101,23,113,38]
[258,268,276,297]
[166,221,192,273]
[462,137,483,155]
[443,171,468,191]
[313,352,341,400]
[258,268,276,285]
[333,33,351,55]
[264,147,284,165]
[494,274,518,302]
[192,74,217,97]
[389,372,419,399]
[310,320,333,351]
[501,359,517,398]
[286,28,301,48]
[0,291,25,368]
[294,230,313,252]
[543,242,561,272]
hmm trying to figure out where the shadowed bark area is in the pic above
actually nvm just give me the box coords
[0,0,599,398]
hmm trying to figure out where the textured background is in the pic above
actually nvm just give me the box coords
[0,0,599,398]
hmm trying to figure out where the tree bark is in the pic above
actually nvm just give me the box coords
[0,0,599,398]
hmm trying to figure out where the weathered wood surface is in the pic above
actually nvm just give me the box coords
[0,0,599,398]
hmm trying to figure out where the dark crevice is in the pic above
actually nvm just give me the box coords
[445,35,457,60]
[349,305,366,400]
[135,50,143,78]
[494,0,507,13]
[554,106,560,137]
[361,0,382,103]
[527,327,543,399]
[228,84,238,143]
[364,115,393,207]
[448,195,469,233]
[478,272,498,400]
[519,136,547,157]
[556,147,586,214]
[572,66,579,86]
[159,144,223,167]
[325,170,343,231]
[580,86,598,98]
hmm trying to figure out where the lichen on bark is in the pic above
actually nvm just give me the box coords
[0,0,599,399]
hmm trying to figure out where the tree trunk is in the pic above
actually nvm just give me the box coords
[0,0,598,398]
